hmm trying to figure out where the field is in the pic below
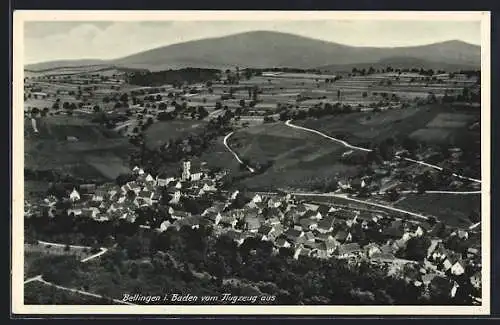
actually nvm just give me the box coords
[226,123,359,190]
[144,120,207,149]
[24,115,132,180]
[297,104,480,147]
[394,193,481,228]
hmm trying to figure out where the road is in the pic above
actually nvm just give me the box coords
[285,119,372,152]
[24,276,135,305]
[284,119,481,184]
[223,131,255,173]
[385,190,482,195]
[292,192,430,220]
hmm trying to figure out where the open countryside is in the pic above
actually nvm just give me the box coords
[22,24,484,308]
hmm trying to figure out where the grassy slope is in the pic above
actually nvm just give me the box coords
[25,116,132,180]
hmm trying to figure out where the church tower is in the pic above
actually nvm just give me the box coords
[181,161,191,181]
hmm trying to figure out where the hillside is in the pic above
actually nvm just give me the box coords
[25,31,481,72]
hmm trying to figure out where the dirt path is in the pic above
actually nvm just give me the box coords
[284,119,481,184]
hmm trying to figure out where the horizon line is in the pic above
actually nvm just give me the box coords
[24,30,481,66]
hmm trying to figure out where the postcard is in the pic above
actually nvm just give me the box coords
[12,10,491,315]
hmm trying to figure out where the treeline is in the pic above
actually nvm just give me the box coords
[25,217,473,305]
[129,111,234,174]
[128,68,221,87]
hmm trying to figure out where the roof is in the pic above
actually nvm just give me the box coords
[285,228,303,240]
[337,243,361,255]
[371,252,396,262]
[315,232,334,242]
[300,218,317,228]
[318,240,337,251]
[317,216,336,230]
[246,217,262,230]
[422,273,438,284]
[334,230,350,241]
[302,210,318,220]
[258,224,274,235]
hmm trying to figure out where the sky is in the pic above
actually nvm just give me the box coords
[24,20,481,65]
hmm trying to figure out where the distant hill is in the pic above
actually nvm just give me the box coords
[25,31,481,72]
[25,59,107,72]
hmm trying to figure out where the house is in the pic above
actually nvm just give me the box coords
[371,252,396,264]
[225,230,248,247]
[79,183,96,194]
[467,247,480,258]
[470,272,481,290]
[201,180,217,192]
[294,247,312,260]
[450,260,466,276]
[245,216,262,233]
[302,210,322,221]
[299,218,318,231]
[426,240,440,259]
[156,174,175,187]
[364,243,382,258]
[179,215,201,229]
[137,190,154,205]
[453,230,469,240]
[258,224,276,241]
[219,214,238,228]
[315,232,335,242]
[132,166,145,175]
[205,211,222,226]
[295,204,308,216]
[92,190,106,202]
[264,207,284,220]
[69,188,80,202]
[81,208,99,219]
[303,231,316,243]
[230,190,240,200]
[275,237,292,248]
[334,230,352,243]
[251,194,263,203]
[170,210,191,220]
[168,190,182,205]
[175,181,183,189]
[317,240,337,256]
[284,228,304,244]
[145,173,156,184]
[266,217,281,226]
[316,216,336,233]
[126,181,142,194]
[430,244,449,262]
[336,243,361,258]
[414,226,425,237]
[267,197,282,208]
[159,220,173,232]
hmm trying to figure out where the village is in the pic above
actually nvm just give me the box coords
[25,154,482,303]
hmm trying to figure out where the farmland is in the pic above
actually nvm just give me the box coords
[394,193,481,228]
[296,104,480,146]
[226,123,359,190]
[24,115,132,181]
[144,120,208,150]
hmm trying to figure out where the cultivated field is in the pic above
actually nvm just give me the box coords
[144,120,208,149]
[297,104,479,146]
[24,115,132,180]
[394,193,481,228]
[227,123,359,190]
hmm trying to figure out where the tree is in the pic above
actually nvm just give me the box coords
[404,237,431,261]
[93,105,100,113]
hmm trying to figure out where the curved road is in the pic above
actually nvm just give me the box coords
[285,119,481,184]
[223,132,255,173]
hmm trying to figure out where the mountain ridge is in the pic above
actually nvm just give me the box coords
[25,30,481,72]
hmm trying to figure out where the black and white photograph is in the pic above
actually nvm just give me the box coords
[12,11,490,315]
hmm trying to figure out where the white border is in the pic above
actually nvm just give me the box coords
[12,10,491,315]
